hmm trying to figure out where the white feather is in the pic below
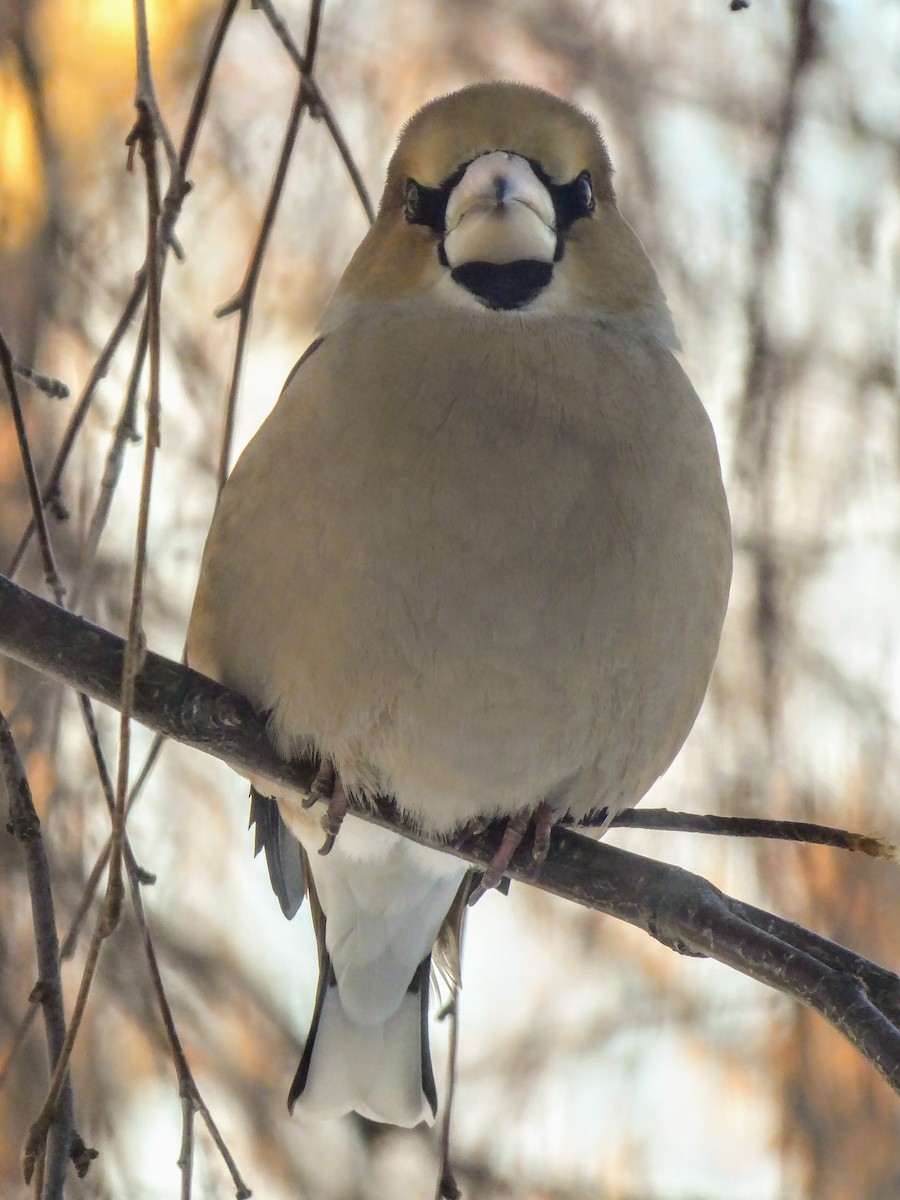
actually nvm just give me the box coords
[295,987,434,1127]
[287,811,466,1023]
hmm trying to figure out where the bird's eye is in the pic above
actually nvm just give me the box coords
[573,170,594,215]
[405,179,422,222]
[550,169,595,233]
[404,177,448,232]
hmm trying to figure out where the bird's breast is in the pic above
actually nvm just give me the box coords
[200,310,730,830]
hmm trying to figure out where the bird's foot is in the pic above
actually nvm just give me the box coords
[303,759,350,855]
[303,760,336,808]
[468,801,555,904]
[531,800,554,863]
[318,776,350,855]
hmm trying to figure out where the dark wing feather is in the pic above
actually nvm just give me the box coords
[287,847,329,1111]
[414,955,439,1120]
[278,335,325,398]
[249,787,306,919]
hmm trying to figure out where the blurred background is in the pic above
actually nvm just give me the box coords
[1,0,899,1196]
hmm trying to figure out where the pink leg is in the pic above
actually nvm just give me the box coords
[468,803,557,903]
[482,811,530,887]
[531,801,555,863]
[468,810,530,903]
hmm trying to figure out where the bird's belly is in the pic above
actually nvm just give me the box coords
[264,430,714,833]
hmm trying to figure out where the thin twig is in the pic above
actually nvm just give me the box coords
[103,100,163,947]
[40,675,247,1196]
[128,845,253,1198]
[11,361,70,399]
[56,734,162,964]
[124,729,166,812]
[1,710,76,1200]
[0,328,66,603]
[213,0,324,489]
[4,7,251,1192]
[177,1095,195,1200]
[68,0,240,605]
[6,278,147,578]
[131,0,180,180]
[61,842,112,960]
[2,23,243,1186]
[212,0,326,490]
[609,808,897,858]
[316,89,376,222]
[22,918,105,1185]
[252,0,375,224]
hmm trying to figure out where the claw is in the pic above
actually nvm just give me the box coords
[464,814,491,838]
[303,760,336,809]
[318,776,350,856]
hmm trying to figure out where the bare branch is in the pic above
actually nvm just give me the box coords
[106,99,163,941]
[0,329,67,603]
[177,1095,195,1200]
[253,0,376,224]
[1,710,77,1200]
[131,0,180,180]
[10,362,69,400]
[21,909,105,1186]
[2,572,899,1100]
[610,808,897,859]
[214,55,315,487]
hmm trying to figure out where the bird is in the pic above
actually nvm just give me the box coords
[186,81,732,1129]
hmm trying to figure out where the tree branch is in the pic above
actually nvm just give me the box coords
[610,807,896,859]
[2,572,899,1098]
[1,710,75,1200]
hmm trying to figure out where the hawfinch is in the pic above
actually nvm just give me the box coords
[187,82,732,1128]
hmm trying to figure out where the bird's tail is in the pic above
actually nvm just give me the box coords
[288,954,437,1127]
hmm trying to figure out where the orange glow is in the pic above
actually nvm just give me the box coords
[1,0,205,250]
[36,0,206,151]
[0,54,46,249]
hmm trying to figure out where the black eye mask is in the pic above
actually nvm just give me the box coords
[404,160,595,238]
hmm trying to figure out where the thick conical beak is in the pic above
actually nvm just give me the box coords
[443,151,557,268]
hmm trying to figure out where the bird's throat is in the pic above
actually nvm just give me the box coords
[450,259,553,310]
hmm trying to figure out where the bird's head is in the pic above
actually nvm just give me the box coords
[328,82,675,342]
